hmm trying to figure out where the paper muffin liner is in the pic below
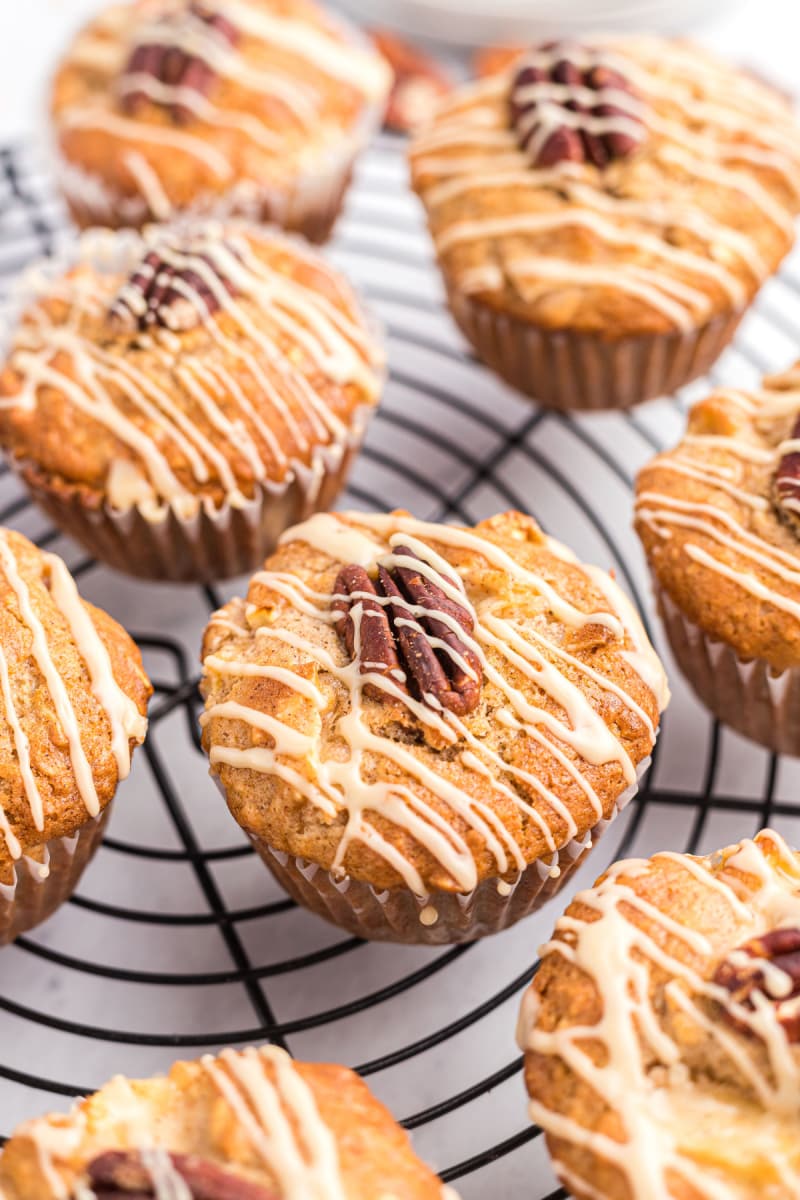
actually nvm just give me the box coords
[247,761,648,946]
[12,402,373,583]
[445,282,745,412]
[0,807,111,945]
[655,580,800,756]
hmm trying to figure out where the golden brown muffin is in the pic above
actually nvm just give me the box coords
[519,828,800,1200]
[0,221,383,582]
[635,363,800,754]
[409,37,800,411]
[50,0,392,241]
[0,1044,447,1198]
[199,508,668,944]
[0,528,150,943]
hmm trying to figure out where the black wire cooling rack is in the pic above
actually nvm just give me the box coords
[2,133,800,1198]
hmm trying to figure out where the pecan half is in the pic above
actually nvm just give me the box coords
[713,927,800,1041]
[370,30,452,133]
[120,2,238,124]
[84,1149,277,1199]
[774,413,800,534]
[332,547,482,715]
[509,43,645,167]
[108,242,237,333]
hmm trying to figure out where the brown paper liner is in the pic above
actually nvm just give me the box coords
[57,143,360,245]
[12,405,373,583]
[247,765,646,945]
[655,581,800,755]
[0,807,111,945]
[445,282,745,412]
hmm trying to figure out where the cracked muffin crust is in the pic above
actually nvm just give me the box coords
[0,1045,447,1198]
[0,221,383,582]
[409,37,800,410]
[0,528,150,942]
[199,508,668,944]
[635,363,800,753]
[518,828,800,1200]
[50,0,391,241]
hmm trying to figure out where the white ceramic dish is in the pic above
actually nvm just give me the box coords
[337,0,743,45]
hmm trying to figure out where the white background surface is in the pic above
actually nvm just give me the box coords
[2,2,800,1198]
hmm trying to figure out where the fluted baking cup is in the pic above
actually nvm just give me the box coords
[0,807,111,945]
[248,762,648,945]
[655,582,800,756]
[13,404,373,583]
[445,283,745,412]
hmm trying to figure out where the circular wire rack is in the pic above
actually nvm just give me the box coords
[2,132,800,1198]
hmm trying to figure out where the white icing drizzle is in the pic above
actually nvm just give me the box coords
[636,372,800,636]
[54,0,391,217]
[45,551,147,778]
[138,1148,192,1200]
[410,38,800,329]
[202,512,665,893]
[2,225,379,518]
[0,534,146,858]
[201,1046,346,1200]
[521,830,800,1198]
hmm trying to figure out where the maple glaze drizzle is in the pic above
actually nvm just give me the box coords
[519,830,800,1198]
[410,38,800,330]
[636,369,800,638]
[0,533,147,865]
[201,512,667,895]
[1,224,381,520]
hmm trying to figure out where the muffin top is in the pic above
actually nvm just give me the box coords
[409,37,800,338]
[200,509,668,895]
[519,828,800,1200]
[635,363,800,672]
[0,222,383,518]
[0,528,150,884]
[0,1044,447,1198]
[51,0,391,221]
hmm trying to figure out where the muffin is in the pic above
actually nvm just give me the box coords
[635,362,800,754]
[0,528,150,944]
[0,221,383,583]
[409,37,800,411]
[518,827,800,1200]
[0,1044,447,1197]
[50,0,392,242]
[199,508,668,945]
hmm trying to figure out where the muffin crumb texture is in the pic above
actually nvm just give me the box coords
[520,828,800,1200]
[0,1045,445,1198]
[200,509,668,897]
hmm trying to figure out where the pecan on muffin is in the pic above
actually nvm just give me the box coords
[410,37,800,411]
[50,0,392,241]
[0,528,150,944]
[519,828,800,1200]
[635,362,800,755]
[0,221,383,583]
[0,1044,448,1198]
[199,509,668,945]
